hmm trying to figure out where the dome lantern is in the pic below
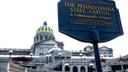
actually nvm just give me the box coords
[43,21,47,25]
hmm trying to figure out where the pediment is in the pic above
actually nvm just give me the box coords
[100,46,112,51]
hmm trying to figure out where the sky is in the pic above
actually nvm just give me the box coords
[0,0,128,57]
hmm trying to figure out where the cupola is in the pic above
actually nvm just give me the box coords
[34,21,55,43]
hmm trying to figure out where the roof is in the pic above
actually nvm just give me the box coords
[0,48,30,55]
[36,21,53,34]
[48,45,62,53]
[0,48,29,51]
[99,46,113,51]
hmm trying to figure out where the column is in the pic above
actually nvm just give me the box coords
[85,65,88,72]
[25,68,27,72]
[78,65,81,72]
[62,64,65,72]
[70,66,73,72]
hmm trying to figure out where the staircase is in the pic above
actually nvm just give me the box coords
[47,61,62,69]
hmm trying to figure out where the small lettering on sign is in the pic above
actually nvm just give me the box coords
[64,2,114,27]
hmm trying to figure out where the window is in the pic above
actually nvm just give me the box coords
[40,48,44,50]
[45,35,48,39]
[99,52,102,54]
[40,35,43,40]
[103,52,107,54]
[36,36,39,40]
[104,55,107,57]
[39,53,44,56]
[108,52,112,54]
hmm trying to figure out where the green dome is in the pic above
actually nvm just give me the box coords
[84,46,93,52]
[36,22,53,34]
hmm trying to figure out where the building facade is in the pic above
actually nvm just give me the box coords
[83,46,113,57]
[0,22,87,72]
[0,22,128,72]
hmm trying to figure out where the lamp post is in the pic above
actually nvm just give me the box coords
[30,53,33,59]
[120,56,125,72]
[29,53,34,72]
[79,52,83,60]
[9,50,13,60]
[83,55,86,60]
[58,52,62,61]
[100,55,104,66]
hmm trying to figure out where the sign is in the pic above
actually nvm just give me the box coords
[58,0,123,43]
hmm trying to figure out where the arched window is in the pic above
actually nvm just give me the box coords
[73,66,78,72]
[36,36,39,40]
[44,35,48,40]
[46,57,48,64]
[49,56,52,63]
[65,66,70,72]
[40,35,43,40]
[81,66,85,72]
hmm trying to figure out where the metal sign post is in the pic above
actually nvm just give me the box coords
[58,0,123,72]
[90,30,103,72]
[93,41,102,72]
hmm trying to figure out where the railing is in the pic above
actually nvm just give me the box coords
[8,62,46,72]
[8,62,25,72]
[110,61,128,65]
[8,61,62,72]
[48,61,61,69]
[26,68,47,72]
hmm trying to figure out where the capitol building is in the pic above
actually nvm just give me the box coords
[0,22,128,72]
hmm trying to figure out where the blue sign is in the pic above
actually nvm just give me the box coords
[58,0,123,43]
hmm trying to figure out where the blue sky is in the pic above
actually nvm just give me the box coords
[0,0,128,57]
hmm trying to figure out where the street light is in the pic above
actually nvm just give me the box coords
[29,52,34,72]
[9,50,13,60]
[30,53,33,59]
[79,52,83,60]
[58,52,62,61]
[119,55,125,72]
[83,55,86,60]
